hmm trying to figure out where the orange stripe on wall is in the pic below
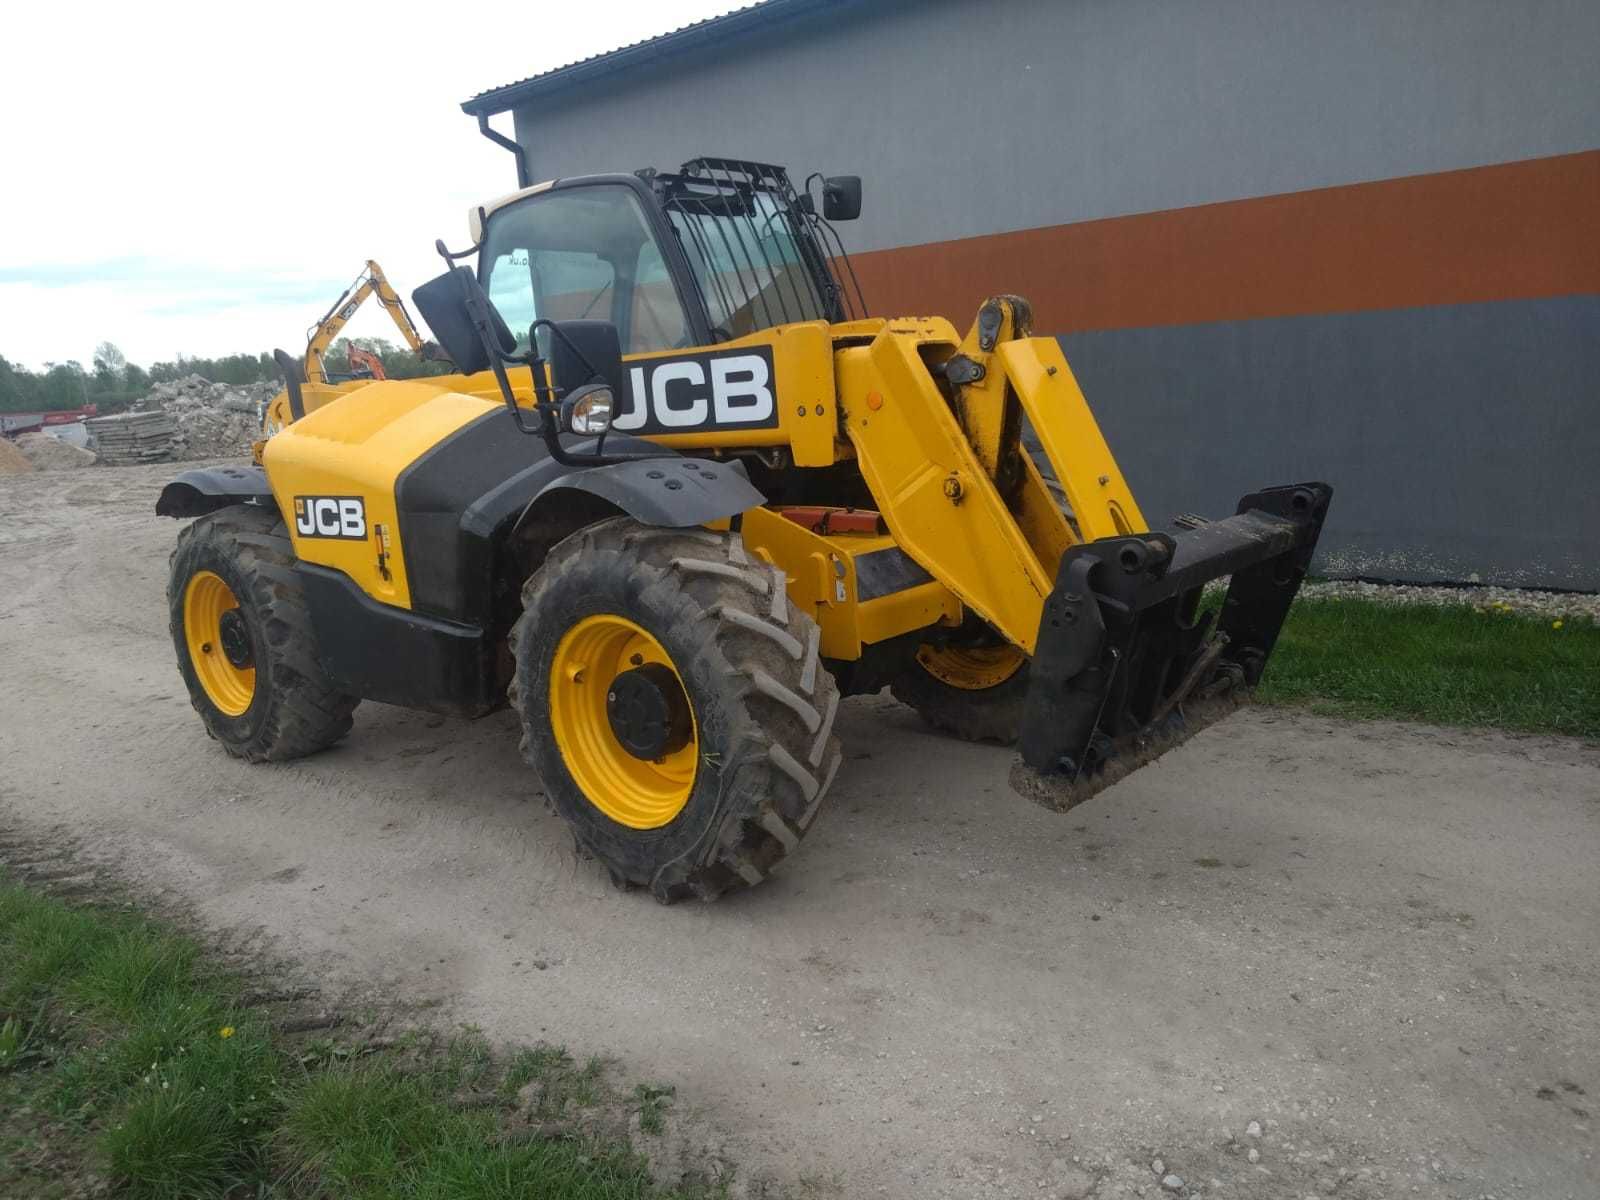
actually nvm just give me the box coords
[848,150,1600,331]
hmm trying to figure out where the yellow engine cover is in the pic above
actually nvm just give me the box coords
[262,380,499,610]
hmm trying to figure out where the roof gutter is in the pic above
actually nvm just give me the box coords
[476,113,530,189]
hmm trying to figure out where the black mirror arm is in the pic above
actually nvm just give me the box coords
[450,261,536,436]
[522,319,660,468]
[431,235,663,468]
[434,245,561,445]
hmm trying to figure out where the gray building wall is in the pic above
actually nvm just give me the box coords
[504,0,1600,589]
[512,0,1600,254]
[1062,295,1600,588]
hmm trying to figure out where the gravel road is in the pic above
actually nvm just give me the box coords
[1,464,1596,1199]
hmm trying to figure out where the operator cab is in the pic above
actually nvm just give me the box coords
[478,160,860,359]
[410,159,862,460]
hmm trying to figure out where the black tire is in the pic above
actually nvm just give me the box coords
[510,517,843,903]
[889,646,1031,744]
[168,505,358,761]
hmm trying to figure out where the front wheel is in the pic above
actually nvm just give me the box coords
[510,518,843,903]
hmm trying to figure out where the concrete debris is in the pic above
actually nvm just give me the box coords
[0,437,34,474]
[1160,1173,1185,1192]
[15,430,97,470]
[129,374,277,460]
[85,411,181,465]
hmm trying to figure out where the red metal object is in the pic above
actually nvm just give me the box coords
[0,405,96,436]
[42,405,98,425]
[777,506,885,535]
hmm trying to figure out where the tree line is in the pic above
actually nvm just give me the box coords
[1,339,450,415]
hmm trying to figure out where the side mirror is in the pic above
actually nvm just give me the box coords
[412,267,513,375]
[548,319,623,396]
[822,175,862,221]
[560,381,615,435]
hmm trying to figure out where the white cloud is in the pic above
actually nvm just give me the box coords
[0,0,742,369]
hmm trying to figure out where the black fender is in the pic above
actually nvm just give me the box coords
[396,407,767,624]
[155,464,278,519]
[520,454,764,533]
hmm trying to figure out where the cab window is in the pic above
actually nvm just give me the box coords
[480,185,691,356]
[630,238,689,350]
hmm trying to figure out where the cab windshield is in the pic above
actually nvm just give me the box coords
[480,184,692,355]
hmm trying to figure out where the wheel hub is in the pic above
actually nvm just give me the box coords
[218,609,254,669]
[183,569,257,717]
[549,613,699,829]
[916,640,1027,690]
[606,663,693,760]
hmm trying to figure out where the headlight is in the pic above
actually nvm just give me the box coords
[564,384,614,435]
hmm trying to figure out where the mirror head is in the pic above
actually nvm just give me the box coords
[822,175,862,221]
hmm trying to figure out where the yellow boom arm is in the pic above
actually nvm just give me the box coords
[304,260,428,385]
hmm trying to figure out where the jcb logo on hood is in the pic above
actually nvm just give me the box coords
[615,348,778,435]
[294,495,367,540]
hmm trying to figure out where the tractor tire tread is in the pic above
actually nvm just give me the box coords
[509,517,842,903]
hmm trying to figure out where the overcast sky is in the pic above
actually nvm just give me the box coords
[0,0,741,370]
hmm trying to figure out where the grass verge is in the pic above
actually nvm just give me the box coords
[0,869,712,1199]
[1255,597,1599,739]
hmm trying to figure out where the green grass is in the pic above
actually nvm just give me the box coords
[632,1085,676,1137]
[0,873,719,1199]
[1255,597,1600,738]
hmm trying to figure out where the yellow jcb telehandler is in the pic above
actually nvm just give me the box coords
[157,158,1329,902]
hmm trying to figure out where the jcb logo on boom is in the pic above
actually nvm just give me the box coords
[294,495,367,540]
[614,348,779,435]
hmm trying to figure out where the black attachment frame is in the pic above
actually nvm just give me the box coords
[1018,482,1333,787]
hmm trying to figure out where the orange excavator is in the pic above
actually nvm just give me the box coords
[345,343,388,381]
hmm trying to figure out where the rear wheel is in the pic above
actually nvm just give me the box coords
[510,517,843,903]
[890,636,1031,744]
[168,505,358,761]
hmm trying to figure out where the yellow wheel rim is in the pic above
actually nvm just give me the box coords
[916,642,1027,691]
[548,614,698,829]
[183,570,256,717]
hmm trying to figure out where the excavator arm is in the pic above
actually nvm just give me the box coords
[303,260,431,384]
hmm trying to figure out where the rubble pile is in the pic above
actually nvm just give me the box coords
[15,430,97,470]
[85,411,180,464]
[0,437,34,474]
[132,375,277,460]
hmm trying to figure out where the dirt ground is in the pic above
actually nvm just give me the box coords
[1,464,1595,1200]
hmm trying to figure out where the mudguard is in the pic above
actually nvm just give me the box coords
[154,464,277,519]
[525,453,764,531]
[397,409,765,623]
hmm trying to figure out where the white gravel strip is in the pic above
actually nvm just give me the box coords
[1300,579,1600,621]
